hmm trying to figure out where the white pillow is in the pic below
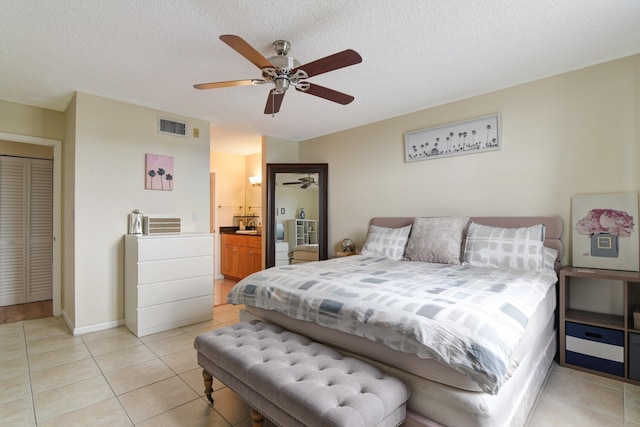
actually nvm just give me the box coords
[543,247,559,271]
[463,222,546,270]
[404,217,469,264]
[360,224,412,260]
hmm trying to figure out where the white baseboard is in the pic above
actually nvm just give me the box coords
[61,311,125,336]
[61,309,73,333]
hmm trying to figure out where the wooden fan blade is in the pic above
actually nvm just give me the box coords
[294,49,362,78]
[264,90,285,115]
[219,35,274,69]
[194,79,266,90]
[296,83,354,105]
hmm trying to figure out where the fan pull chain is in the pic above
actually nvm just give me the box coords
[271,90,276,118]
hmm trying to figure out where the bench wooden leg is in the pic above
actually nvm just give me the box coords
[202,369,214,403]
[250,408,263,427]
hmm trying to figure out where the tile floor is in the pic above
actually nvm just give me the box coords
[1,304,640,427]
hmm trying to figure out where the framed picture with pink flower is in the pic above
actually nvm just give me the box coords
[572,192,638,271]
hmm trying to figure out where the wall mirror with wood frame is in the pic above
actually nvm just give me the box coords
[265,163,328,268]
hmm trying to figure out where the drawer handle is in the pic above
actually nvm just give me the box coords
[585,332,603,339]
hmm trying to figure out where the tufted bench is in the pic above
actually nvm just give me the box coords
[194,320,410,427]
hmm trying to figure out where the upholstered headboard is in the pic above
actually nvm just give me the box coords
[370,216,564,270]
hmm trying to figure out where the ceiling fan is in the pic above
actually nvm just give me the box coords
[283,175,317,189]
[194,35,362,115]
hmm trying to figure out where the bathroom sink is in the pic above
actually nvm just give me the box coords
[235,230,259,235]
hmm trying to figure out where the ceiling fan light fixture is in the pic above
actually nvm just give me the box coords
[274,77,289,93]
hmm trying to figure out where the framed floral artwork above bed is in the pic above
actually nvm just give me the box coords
[404,114,500,162]
[145,153,174,191]
[571,192,639,271]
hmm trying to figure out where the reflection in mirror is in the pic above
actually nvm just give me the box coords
[265,163,328,268]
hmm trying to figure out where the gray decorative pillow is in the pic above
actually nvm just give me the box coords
[463,222,546,270]
[360,224,412,260]
[404,217,470,264]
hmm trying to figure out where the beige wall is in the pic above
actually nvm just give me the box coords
[0,140,53,158]
[299,55,640,262]
[68,93,211,331]
[0,99,64,140]
[263,136,299,163]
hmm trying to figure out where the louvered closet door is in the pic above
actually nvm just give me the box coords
[0,156,27,306]
[28,159,53,302]
[0,156,52,306]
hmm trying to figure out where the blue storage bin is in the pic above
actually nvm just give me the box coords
[630,333,640,381]
[565,321,624,377]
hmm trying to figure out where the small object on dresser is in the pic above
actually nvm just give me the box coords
[128,209,143,235]
[341,238,355,253]
[299,208,305,219]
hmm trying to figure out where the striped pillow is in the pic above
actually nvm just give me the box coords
[463,222,546,270]
[360,225,412,260]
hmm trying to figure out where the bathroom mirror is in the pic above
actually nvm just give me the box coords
[265,163,328,268]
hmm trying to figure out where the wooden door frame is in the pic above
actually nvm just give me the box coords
[0,132,61,316]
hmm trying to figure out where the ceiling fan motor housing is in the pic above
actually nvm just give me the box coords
[264,40,305,93]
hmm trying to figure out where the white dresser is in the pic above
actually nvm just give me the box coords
[275,241,289,266]
[124,233,213,337]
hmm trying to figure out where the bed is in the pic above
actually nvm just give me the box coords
[288,243,319,264]
[227,216,563,427]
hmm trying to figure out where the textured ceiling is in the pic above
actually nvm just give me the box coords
[2,1,639,155]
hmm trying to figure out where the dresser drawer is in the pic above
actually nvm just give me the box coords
[137,235,213,261]
[138,275,212,307]
[137,256,213,284]
[565,321,624,376]
[137,295,213,335]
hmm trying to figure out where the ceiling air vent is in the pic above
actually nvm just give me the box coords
[158,117,187,137]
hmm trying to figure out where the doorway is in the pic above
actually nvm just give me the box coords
[0,132,62,322]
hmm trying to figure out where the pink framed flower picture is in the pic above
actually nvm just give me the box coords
[572,192,638,271]
[145,154,174,191]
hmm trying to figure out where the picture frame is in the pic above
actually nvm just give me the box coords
[571,192,639,271]
[404,114,500,162]
[145,153,174,191]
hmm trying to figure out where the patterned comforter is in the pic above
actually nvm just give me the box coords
[226,255,557,394]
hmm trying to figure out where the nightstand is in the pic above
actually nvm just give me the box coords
[335,250,358,257]
[559,266,640,383]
